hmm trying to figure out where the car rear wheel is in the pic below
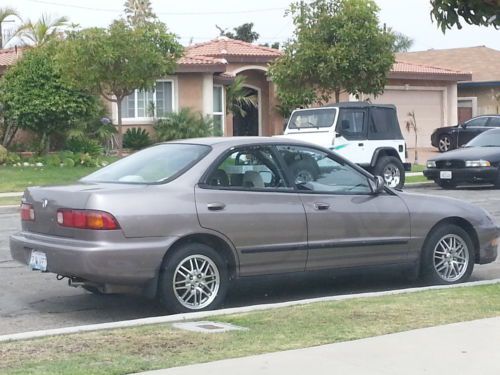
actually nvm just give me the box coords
[158,243,228,313]
[373,156,405,189]
[421,224,474,285]
[438,135,453,152]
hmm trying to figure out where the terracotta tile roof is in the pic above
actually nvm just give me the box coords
[186,37,282,58]
[397,46,500,82]
[391,60,472,81]
[178,55,226,66]
[0,47,23,67]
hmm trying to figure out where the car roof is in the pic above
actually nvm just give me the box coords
[319,101,396,110]
[166,136,317,148]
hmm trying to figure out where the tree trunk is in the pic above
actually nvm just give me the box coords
[116,99,123,157]
[414,133,418,164]
[335,89,340,103]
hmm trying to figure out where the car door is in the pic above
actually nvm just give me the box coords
[195,145,308,276]
[458,117,490,146]
[276,145,411,271]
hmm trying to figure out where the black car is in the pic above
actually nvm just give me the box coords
[431,115,500,152]
[424,128,500,188]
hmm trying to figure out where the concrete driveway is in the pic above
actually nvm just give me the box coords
[1,184,499,335]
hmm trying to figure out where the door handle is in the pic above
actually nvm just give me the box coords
[314,202,330,211]
[207,202,226,211]
[358,143,364,147]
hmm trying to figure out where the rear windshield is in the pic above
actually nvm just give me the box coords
[465,131,500,147]
[288,108,337,130]
[82,144,211,184]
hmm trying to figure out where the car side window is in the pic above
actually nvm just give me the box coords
[466,117,488,127]
[335,109,366,140]
[488,117,500,127]
[206,147,288,190]
[277,145,372,194]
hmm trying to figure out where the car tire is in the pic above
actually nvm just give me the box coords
[494,169,500,188]
[158,243,229,314]
[421,224,474,285]
[373,156,405,189]
[438,134,454,152]
[436,180,457,189]
[290,160,320,184]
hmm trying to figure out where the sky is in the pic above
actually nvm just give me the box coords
[2,0,499,51]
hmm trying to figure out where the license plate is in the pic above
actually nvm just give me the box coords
[440,171,452,179]
[29,250,47,272]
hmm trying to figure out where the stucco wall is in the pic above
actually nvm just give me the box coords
[177,73,204,112]
[459,86,500,115]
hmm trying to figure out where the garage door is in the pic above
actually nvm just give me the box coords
[371,89,443,148]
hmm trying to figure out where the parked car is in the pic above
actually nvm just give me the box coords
[10,138,499,313]
[281,102,411,189]
[424,128,500,188]
[431,115,500,152]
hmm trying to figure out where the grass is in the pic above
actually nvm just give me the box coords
[0,196,21,206]
[411,164,425,173]
[0,166,102,193]
[406,175,430,184]
[1,284,499,375]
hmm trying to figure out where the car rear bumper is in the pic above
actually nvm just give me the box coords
[10,231,178,285]
[423,167,498,184]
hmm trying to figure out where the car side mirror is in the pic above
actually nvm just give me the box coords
[370,175,385,194]
[461,123,467,129]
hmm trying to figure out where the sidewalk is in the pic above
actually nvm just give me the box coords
[137,317,500,375]
[0,192,22,198]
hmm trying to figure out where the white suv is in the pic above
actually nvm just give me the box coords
[282,102,411,189]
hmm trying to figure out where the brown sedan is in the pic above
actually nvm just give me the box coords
[10,138,499,312]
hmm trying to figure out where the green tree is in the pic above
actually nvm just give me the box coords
[0,7,20,48]
[0,43,101,153]
[124,0,156,27]
[390,30,414,52]
[15,13,68,47]
[269,0,395,106]
[57,20,183,155]
[431,0,500,31]
[216,22,260,43]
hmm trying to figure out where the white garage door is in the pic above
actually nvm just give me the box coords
[371,89,443,148]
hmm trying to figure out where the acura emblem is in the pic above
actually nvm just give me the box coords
[42,199,48,208]
[445,161,452,167]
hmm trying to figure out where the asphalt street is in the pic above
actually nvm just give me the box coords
[1,184,499,335]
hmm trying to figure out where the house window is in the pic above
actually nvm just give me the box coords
[121,81,173,119]
[213,85,225,136]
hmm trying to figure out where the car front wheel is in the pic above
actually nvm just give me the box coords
[158,243,228,313]
[373,156,405,189]
[421,224,474,285]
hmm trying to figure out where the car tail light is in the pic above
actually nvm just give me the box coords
[57,209,120,230]
[21,203,35,221]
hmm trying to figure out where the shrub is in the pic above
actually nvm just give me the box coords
[123,127,151,150]
[65,137,103,156]
[0,145,7,164]
[63,157,75,167]
[45,154,61,167]
[154,108,213,142]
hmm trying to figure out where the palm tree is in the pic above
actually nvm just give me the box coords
[226,76,257,117]
[124,0,156,27]
[15,14,68,47]
[0,7,20,48]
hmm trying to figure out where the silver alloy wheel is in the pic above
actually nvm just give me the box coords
[433,234,469,282]
[383,163,401,188]
[173,254,220,310]
[439,136,451,152]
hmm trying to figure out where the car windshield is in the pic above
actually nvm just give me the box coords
[464,132,500,148]
[288,108,337,129]
[81,144,211,184]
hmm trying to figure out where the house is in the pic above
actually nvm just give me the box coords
[0,47,22,76]
[112,37,285,138]
[0,38,472,149]
[398,46,500,122]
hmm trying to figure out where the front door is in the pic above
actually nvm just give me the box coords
[195,146,307,276]
[232,87,259,136]
[276,145,411,270]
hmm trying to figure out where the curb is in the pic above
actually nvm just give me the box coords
[1,278,499,343]
[0,192,23,198]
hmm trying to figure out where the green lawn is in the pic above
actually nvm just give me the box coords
[1,284,499,375]
[406,175,430,184]
[0,166,102,193]
[0,196,21,206]
[411,164,425,173]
